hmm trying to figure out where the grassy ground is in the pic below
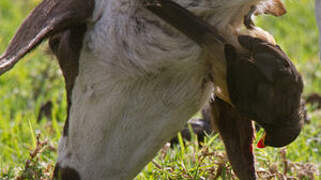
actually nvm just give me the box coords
[0,0,320,179]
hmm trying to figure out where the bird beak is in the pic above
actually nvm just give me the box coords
[0,0,94,75]
[257,132,266,148]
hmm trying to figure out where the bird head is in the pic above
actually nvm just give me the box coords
[225,36,305,148]
[253,86,305,148]
[257,112,304,148]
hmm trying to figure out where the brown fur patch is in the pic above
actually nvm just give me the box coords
[49,24,88,136]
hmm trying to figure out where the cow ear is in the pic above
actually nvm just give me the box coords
[256,0,287,17]
[0,0,94,75]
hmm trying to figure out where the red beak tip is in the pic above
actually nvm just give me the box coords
[257,139,265,148]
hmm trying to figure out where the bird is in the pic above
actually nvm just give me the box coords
[146,0,303,179]
[0,0,302,179]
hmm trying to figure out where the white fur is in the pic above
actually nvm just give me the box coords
[56,0,270,179]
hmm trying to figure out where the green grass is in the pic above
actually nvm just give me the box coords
[0,0,320,179]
